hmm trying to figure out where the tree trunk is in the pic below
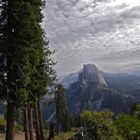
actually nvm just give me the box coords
[34,97,41,140]
[24,107,29,140]
[5,102,15,140]
[28,107,34,140]
[38,101,44,140]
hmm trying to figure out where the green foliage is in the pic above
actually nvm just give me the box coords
[131,102,140,118]
[0,0,56,106]
[44,121,49,130]
[56,84,72,132]
[80,110,121,140]
[14,124,23,133]
[0,117,6,132]
[114,113,140,140]
[0,1,56,138]
[0,117,6,127]
[62,111,72,132]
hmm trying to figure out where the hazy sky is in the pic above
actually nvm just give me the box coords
[43,0,140,75]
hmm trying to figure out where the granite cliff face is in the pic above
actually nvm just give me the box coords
[61,64,108,88]
[63,64,138,116]
[78,64,108,87]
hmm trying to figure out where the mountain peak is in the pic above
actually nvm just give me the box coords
[83,64,97,73]
[79,64,108,87]
[60,64,108,88]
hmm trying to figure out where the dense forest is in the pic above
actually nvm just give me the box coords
[0,0,140,140]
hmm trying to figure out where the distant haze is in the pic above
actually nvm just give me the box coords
[43,0,140,75]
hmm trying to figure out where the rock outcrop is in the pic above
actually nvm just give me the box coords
[78,64,108,87]
[64,64,137,116]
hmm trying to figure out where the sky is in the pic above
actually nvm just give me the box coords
[43,0,140,75]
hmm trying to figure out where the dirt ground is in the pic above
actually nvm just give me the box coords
[0,133,26,140]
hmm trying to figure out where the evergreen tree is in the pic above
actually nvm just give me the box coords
[0,0,56,139]
[55,84,71,132]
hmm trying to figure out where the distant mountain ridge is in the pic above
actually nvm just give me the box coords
[43,64,140,120]
[60,72,79,88]
[61,65,140,93]
[60,64,139,116]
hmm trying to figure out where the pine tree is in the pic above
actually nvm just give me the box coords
[0,0,56,139]
[55,84,71,132]
[31,43,56,140]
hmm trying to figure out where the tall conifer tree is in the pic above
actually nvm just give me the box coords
[55,84,71,132]
[0,0,56,139]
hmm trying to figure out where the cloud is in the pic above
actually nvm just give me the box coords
[43,0,140,75]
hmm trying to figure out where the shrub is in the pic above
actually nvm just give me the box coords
[0,117,6,132]
[80,110,122,140]
[114,113,140,140]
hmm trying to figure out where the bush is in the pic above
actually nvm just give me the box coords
[0,117,6,132]
[114,113,140,140]
[14,124,23,132]
[80,110,122,140]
